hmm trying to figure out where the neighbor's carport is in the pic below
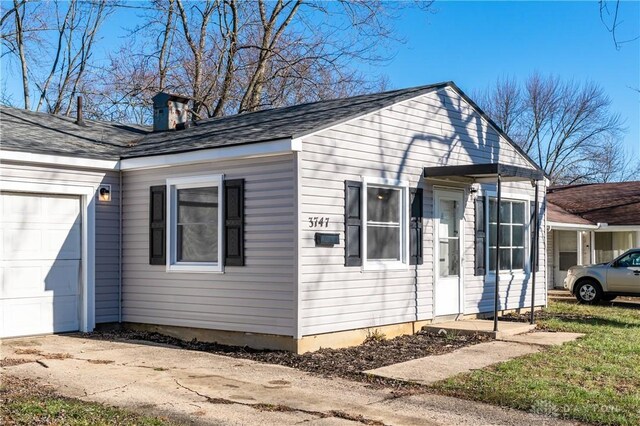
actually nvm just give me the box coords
[423,163,545,330]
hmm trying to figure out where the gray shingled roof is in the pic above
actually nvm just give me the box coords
[0,106,148,160]
[123,82,449,158]
[0,82,542,175]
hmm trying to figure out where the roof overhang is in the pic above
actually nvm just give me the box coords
[120,138,301,170]
[0,149,120,171]
[423,163,544,183]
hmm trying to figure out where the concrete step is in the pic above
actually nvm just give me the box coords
[422,319,536,340]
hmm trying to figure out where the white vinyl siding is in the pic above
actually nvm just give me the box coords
[0,161,121,324]
[298,86,546,336]
[121,154,296,336]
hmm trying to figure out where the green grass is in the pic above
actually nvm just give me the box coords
[431,302,640,425]
[1,376,174,426]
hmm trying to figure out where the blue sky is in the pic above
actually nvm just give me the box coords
[381,1,640,155]
[2,1,639,155]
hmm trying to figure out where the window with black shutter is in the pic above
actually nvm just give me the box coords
[410,188,423,265]
[474,196,486,275]
[344,180,362,266]
[224,179,245,266]
[149,185,166,265]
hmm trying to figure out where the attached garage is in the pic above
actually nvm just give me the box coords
[0,193,82,338]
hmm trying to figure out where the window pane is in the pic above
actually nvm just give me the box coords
[512,202,525,224]
[439,200,458,238]
[176,186,218,263]
[500,201,511,222]
[367,187,399,223]
[489,199,497,222]
[559,252,578,271]
[489,248,496,271]
[512,225,524,246]
[367,225,400,260]
[512,248,525,270]
[499,248,511,270]
[439,239,460,277]
[499,224,511,247]
[489,224,497,246]
[178,187,218,223]
[178,223,218,262]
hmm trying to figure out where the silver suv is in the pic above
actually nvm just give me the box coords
[564,248,640,303]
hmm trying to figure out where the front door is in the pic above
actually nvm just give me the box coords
[555,230,578,288]
[435,190,464,317]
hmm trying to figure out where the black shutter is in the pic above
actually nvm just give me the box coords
[224,179,245,266]
[344,180,362,266]
[530,200,540,272]
[149,185,166,265]
[474,196,486,276]
[410,188,424,265]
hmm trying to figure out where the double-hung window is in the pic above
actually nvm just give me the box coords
[167,175,223,272]
[488,199,526,272]
[363,180,408,268]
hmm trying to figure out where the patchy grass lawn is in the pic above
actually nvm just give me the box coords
[1,374,173,426]
[432,301,640,425]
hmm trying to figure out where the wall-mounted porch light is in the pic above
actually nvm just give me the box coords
[98,184,111,202]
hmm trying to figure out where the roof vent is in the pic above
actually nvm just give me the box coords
[152,92,191,132]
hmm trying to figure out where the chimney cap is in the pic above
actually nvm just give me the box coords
[152,92,192,105]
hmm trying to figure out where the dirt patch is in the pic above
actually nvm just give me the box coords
[87,329,489,390]
[86,359,115,365]
[13,348,41,356]
[11,349,72,360]
[0,359,32,368]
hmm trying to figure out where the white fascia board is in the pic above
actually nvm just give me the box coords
[547,221,598,230]
[120,138,299,170]
[594,225,640,232]
[0,149,119,170]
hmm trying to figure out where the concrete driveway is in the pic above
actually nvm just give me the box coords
[1,334,580,426]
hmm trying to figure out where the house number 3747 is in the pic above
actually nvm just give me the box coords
[308,217,330,228]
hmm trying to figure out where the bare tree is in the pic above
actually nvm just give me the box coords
[90,0,433,123]
[599,0,639,50]
[477,73,626,184]
[577,138,640,184]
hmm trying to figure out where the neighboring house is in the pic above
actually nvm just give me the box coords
[547,182,640,289]
[0,82,548,352]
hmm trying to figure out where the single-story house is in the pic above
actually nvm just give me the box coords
[0,82,548,352]
[547,182,640,288]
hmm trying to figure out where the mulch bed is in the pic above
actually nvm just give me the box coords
[87,329,490,390]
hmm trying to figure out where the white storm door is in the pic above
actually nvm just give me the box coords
[435,190,464,316]
[0,193,82,338]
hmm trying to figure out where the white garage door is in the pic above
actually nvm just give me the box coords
[0,193,81,338]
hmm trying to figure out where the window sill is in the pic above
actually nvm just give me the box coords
[363,261,408,272]
[166,263,223,274]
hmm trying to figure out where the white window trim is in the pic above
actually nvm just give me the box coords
[361,176,410,271]
[484,189,531,278]
[166,174,224,273]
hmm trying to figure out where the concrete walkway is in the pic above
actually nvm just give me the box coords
[366,332,584,386]
[0,334,583,426]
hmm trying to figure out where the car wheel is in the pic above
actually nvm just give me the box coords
[575,280,602,304]
[601,294,617,302]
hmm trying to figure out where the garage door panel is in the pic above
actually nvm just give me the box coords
[1,260,80,298]
[2,224,80,260]
[1,295,78,337]
[0,192,81,338]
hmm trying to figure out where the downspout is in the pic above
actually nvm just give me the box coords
[530,180,539,324]
[493,173,502,332]
[118,170,123,323]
